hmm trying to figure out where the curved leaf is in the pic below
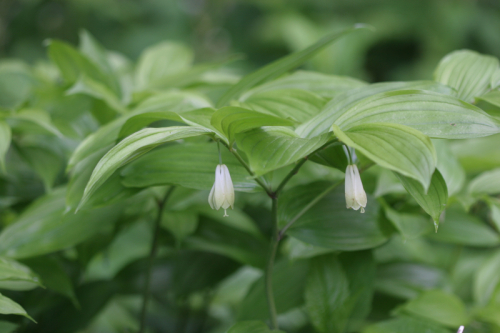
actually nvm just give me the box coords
[333,123,436,190]
[78,126,210,210]
[217,25,370,107]
[434,49,499,102]
[468,168,500,196]
[0,293,34,322]
[0,120,10,172]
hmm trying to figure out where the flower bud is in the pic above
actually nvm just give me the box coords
[345,164,367,213]
[208,164,235,217]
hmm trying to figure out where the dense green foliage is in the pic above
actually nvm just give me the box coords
[1,12,500,333]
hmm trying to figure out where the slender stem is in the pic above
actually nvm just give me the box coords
[217,141,222,164]
[274,157,308,196]
[265,197,280,329]
[138,186,176,333]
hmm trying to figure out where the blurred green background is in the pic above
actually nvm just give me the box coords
[2,0,500,83]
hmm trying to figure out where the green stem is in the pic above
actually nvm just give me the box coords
[274,157,308,196]
[266,197,280,329]
[138,186,176,333]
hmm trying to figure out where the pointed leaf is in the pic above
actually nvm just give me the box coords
[468,168,500,196]
[0,293,35,322]
[0,257,42,288]
[236,127,330,176]
[67,75,126,114]
[333,123,436,190]
[217,25,370,107]
[211,106,294,144]
[433,139,465,196]
[434,49,499,102]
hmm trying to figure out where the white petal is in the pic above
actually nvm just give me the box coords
[208,183,217,209]
[353,165,367,208]
[221,165,235,209]
[345,165,356,209]
[214,165,225,209]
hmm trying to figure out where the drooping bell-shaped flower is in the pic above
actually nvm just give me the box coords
[345,164,367,213]
[208,164,235,217]
[457,326,464,333]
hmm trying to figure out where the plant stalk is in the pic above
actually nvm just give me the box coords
[265,197,280,330]
[138,186,176,333]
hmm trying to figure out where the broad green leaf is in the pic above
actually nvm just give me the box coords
[397,290,469,328]
[476,90,500,112]
[8,109,63,137]
[217,25,370,107]
[0,120,10,172]
[395,170,448,229]
[376,263,446,300]
[78,126,210,210]
[68,91,211,170]
[487,198,500,232]
[238,260,309,320]
[362,316,450,333]
[121,143,258,192]
[48,40,117,94]
[305,254,350,333]
[236,127,330,176]
[78,30,115,77]
[67,75,126,114]
[211,106,294,144]
[18,146,62,192]
[433,139,465,196]
[429,206,500,247]
[195,205,262,237]
[381,202,433,239]
[240,70,366,99]
[0,188,122,258]
[227,320,285,333]
[22,256,78,306]
[0,293,34,322]
[118,111,183,138]
[238,89,327,123]
[179,108,226,141]
[373,169,406,197]
[281,182,390,250]
[135,41,193,89]
[284,238,334,260]
[468,168,500,196]
[333,90,499,139]
[309,143,348,172]
[333,123,437,190]
[434,49,499,102]
[185,216,268,267]
[450,133,500,173]
[474,249,500,306]
[0,69,33,109]
[162,210,198,243]
[296,81,456,138]
[0,257,42,289]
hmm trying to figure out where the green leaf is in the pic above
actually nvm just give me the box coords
[433,139,465,196]
[297,81,456,138]
[238,89,327,124]
[179,108,226,141]
[0,188,122,258]
[305,254,350,333]
[487,198,500,232]
[217,25,370,107]
[0,321,17,333]
[8,109,63,137]
[0,257,42,289]
[118,112,183,139]
[281,182,390,250]
[68,91,211,170]
[135,41,193,89]
[211,106,295,144]
[78,30,115,77]
[362,316,451,333]
[468,168,500,196]
[236,127,330,176]
[240,70,367,99]
[18,146,62,192]
[373,169,406,197]
[0,293,35,322]
[397,290,469,328]
[0,120,10,172]
[395,170,448,229]
[309,143,348,172]
[335,90,499,139]
[381,202,433,239]
[429,206,500,247]
[121,143,258,192]
[474,249,500,306]
[227,320,285,333]
[333,123,437,190]
[450,133,500,173]
[434,49,499,103]
[0,69,33,109]
[162,210,198,243]
[238,260,309,320]
[21,256,78,306]
[78,126,210,210]
[67,75,126,114]
[48,40,117,93]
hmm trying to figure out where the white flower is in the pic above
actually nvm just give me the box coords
[457,326,464,333]
[345,164,367,213]
[208,164,235,217]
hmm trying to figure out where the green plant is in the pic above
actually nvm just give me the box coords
[1,25,500,333]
